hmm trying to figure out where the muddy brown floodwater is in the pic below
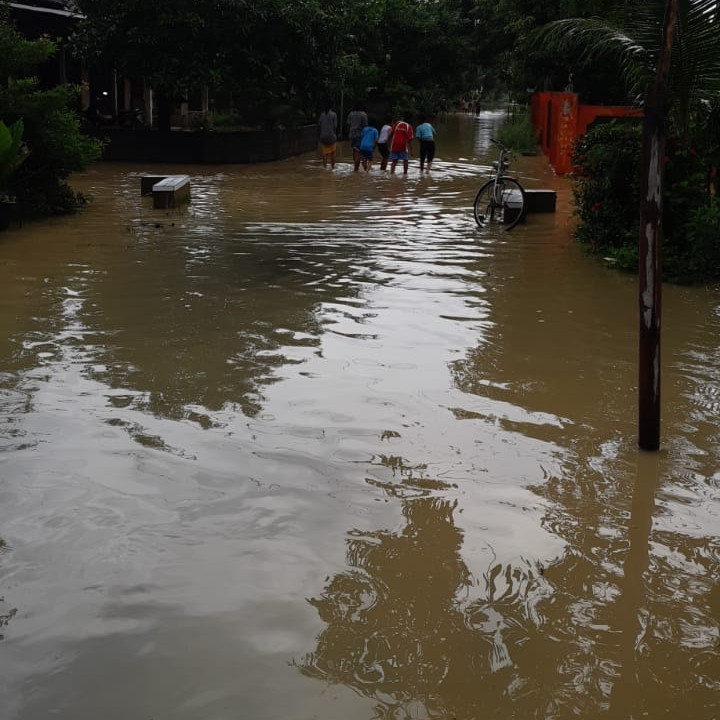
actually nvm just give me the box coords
[0,112,718,719]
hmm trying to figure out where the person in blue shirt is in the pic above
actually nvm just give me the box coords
[359,123,379,172]
[415,118,437,173]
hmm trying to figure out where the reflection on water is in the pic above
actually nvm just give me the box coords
[472,109,508,155]
[0,536,15,640]
[301,452,719,719]
[0,114,718,719]
[300,470,554,719]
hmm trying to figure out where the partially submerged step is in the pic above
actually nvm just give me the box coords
[152,175,191,209]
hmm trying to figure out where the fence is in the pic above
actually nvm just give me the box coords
[89,125,319,164]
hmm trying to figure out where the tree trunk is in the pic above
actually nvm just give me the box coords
[637,0,679,451]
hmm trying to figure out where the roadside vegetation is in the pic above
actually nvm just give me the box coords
[542,0,720,283]
[70,0,620,130]
[0,5,101,220]
[497,108,539,154]
[0,0,718,284]
[573,119,720,283]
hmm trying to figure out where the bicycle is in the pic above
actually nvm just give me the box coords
[473,139,526,231]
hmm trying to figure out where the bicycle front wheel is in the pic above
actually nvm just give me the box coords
[473,178,525,231]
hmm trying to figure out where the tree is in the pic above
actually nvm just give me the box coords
[0,5,101,219]
[535,0,720,136]
[0,119,28,199]
[336,0,474,116]
[73,0,482,127]
[73,0,235,130]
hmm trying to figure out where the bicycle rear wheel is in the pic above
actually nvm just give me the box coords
[473,178,525,231]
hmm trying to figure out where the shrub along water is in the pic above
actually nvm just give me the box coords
[0,10,101,221]
[497,108,539,154]
[0,119,27,199]
[571,120,720,284]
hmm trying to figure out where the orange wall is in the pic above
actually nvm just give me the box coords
[531,92,642,174]
[576,105,643,138]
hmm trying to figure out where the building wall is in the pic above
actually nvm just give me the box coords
[532,92,643,174]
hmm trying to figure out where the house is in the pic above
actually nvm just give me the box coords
[7,1,155,128]
[9,0,85,97]
[5,2,316,161]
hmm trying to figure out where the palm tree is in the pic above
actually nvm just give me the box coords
[535,0,720,137]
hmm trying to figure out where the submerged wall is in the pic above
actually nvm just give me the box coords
[89,125,318,164]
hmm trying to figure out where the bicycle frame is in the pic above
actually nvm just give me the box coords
[488,141,512,197]
[473,138,526,231]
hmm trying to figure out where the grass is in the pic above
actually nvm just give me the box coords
[497,109,540,154]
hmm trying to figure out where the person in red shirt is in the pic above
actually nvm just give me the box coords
[388,116,413,175]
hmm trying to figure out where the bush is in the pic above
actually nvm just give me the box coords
[497,108,539,154]
[662,138,711,281]
[0,13,101,219]
[211,108,244,129]
[571,120,642,266]
[571,120,719,283]
[673,198,720,283]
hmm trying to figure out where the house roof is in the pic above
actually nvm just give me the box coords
[9,1,82,18]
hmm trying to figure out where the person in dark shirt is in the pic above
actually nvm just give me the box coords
[346,108,368,171]
[318,105,338,169]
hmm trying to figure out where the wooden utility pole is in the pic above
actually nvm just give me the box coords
[638,0,679,451]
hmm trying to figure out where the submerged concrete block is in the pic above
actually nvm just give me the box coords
[503,188,526,225]
[152,175,191,209]
[524,189,557,213]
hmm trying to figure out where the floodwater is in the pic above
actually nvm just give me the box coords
[0,112,718,719]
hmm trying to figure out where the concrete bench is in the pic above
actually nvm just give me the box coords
[503,188,557,225]
[503,188,525,225]
[152,175,191,209]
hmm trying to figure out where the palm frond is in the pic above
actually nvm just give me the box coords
[533,17,654,96]
[666,0,720,129]
[535,0,720,136]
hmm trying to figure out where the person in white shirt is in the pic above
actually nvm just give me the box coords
[377,117,392,171]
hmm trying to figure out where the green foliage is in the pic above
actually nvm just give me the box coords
[0,119,27,196]
[679,198,720,283]
[469,0,627,103]
[73,0,475,126]
[11,86,102,217]
[0,10,54,78]
[73,0,227,97]
[694,96,720,197]
[383,80,445,120]
[73,0,346,126]
[0,11,101,218]
[536,0,720,137]
[662,137,709,278]
[571,120,642,262]
[67,0,709,131]
[571,120,720,284]
[71,0,633,124]
[497,108,539,153]
[663,142,720,283]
